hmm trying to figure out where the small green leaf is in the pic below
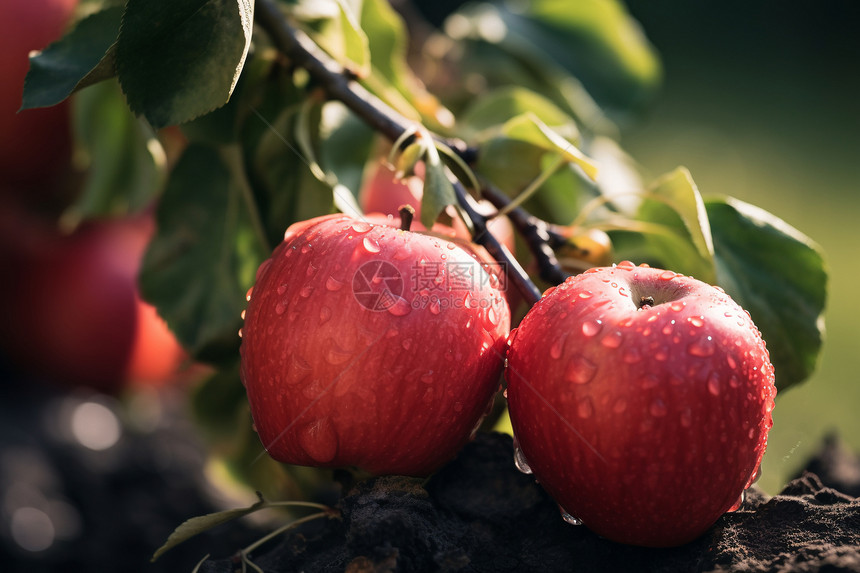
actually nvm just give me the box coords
[22,7,123,110]
[421,154,457,229]
[69,80,166,218]
[152,495,266,561]
[707,197,827,392]
[501,113,598,180]
[117,0,255,128]
[634,167,715,282]
[460,86,578,141]
[140,144,266,363]
[310,0,370,78]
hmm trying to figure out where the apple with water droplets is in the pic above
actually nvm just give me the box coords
[505,261,776,547]
[240,213,511,476]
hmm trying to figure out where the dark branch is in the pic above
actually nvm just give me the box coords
[481,186,570,286]
[255,0,540,305]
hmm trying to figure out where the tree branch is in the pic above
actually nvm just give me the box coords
[255,0,540,305]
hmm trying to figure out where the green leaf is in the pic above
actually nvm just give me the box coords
[500,113,598,180]
[707,197,827,392]
[308,0,370,78]
[152,494,266,561]
[117,0,254,128]
[460,86,578,141]
[421,155,457,229]
[69,80,166,218]
[635,167,715,282]
[140,144,266,363]
[22,6,123,109]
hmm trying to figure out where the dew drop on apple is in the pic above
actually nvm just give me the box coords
[688,315,706,328]
[387,297,412,316]
[300,285,314,298]
[301,242,313,254]
[238,328,243,338]
[622,346,642,364]
[688,335,715,357]
[421,371,434,384]
[319,306,332,324]
[484,306,500,327]
[550,333,567,359]
[402,338,413,350]
[581,319,603,337]
[578,291,593,299]
[659,270,676,281]
[240,309,246,320]
[429,299,441,315]
[298,418,339,464]
[577,397,594,419]
[362,237,381,253]
[275,302,287,315]
[565,355,596,385]
[277,283,288,296]
[669,301,685,312]
[559,508,583,526]
[601,330,623,349]
[639,374,659,390]
[325,276,345,291]
[351,221,371,234]
[706,373,721,396]
[655,346,669,361]
[513,444,533,474]
[245,287,254,302]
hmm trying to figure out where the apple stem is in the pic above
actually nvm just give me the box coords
[639,295,655,310]
[398,205,415,231]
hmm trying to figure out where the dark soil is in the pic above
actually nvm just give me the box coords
[1,370,858,573]
[199,433,860,573]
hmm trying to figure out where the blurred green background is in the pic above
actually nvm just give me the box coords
[621,0,860,493]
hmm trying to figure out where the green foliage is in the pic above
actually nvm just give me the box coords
[29,0,828,495]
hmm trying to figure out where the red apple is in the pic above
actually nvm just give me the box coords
[505,261,776,547]
[0,0,78,190]
[0,211,186,392]
[240,213,511,476]
[359,161,516,253]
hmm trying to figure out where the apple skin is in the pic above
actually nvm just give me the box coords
[0,0,78,190]
[0,212,186,392]
[240,213,511,476]
[505,261,776,547]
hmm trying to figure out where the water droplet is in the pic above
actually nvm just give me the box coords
[747,427,756,440]
[623,347,642,364]
[577,397,594,419]
[578,291,593,299]
[688,335,715,357]
[299,285,314,298]
[238,328,243,338]
[618,286,628,297]
[680,408,693,427]
[582,319,603,337]
[298,418,338,463]
[560,509,583,526]
[301,242,313,254]
[326,342,353,365]
[728,490,746,512]
[486,306,500,326]
[240,309,246,320]
[351,221,371,233]
[319,306,332,323]
[565,355,597,385]
[729,375,741,388]
[446,242,456,250]
[362,237,381,253]
[655,346,669,361]
[421,371,434,384]
[326,276,345,291]
[662,321,675,335]
[275,302,287,315]
[387,297,412,316]
[669,301,686,312]
[429,299,441,315]
[613,398,627,413]
[659,270,676,281]
[640,374,660,389]
[277,283,288,295]
[707,373,721,396]
[514,445,533,474]
[618,260,636,269]
[688,315,705,327]
[601,331,623,349]
[245,287,254,302]
[550,333,568,359]
[402,338,413,351]
[726,355,738,369]
[650,398,668,417]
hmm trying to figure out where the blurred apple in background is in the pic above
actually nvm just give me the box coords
[0,0,78,194]
[0,206,187,393]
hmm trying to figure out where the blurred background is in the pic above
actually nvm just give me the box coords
[620,0,860,493]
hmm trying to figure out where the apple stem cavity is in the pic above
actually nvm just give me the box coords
[639,295,655,310]
[398,205,415,232]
